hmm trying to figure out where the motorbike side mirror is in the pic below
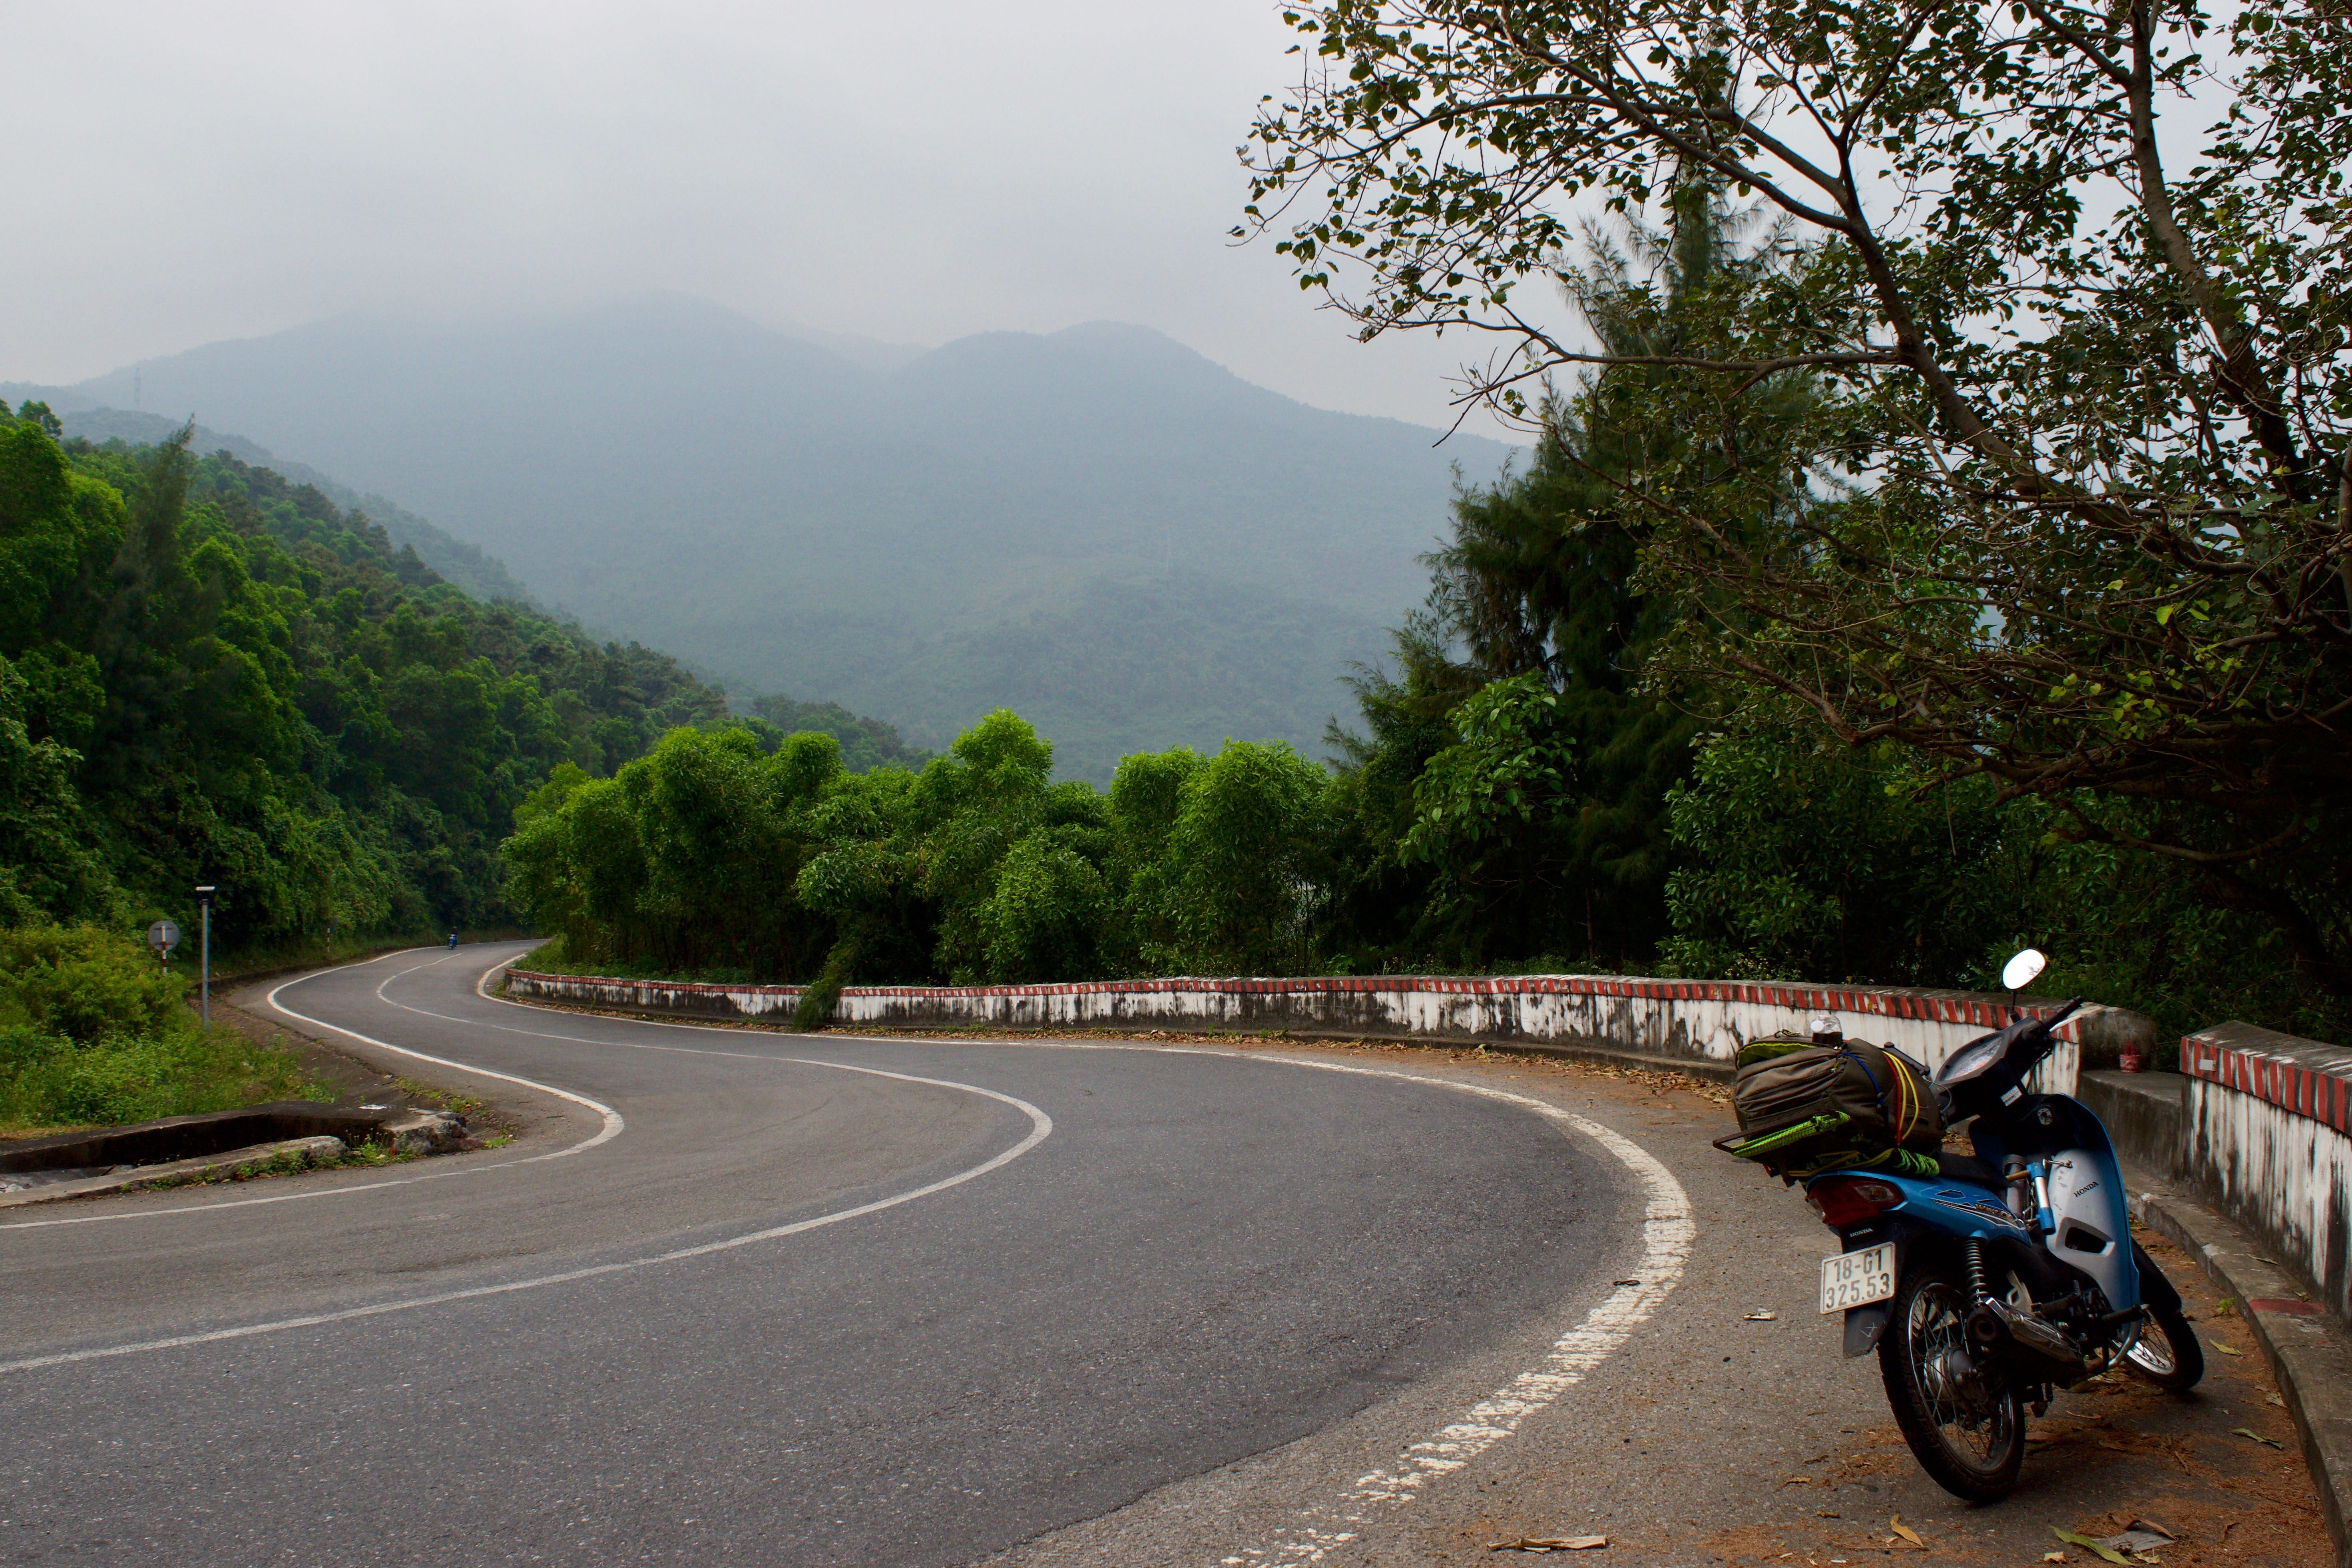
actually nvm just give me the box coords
[2000,948,2047,993]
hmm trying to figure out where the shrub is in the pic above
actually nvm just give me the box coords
[0,922,322,1132]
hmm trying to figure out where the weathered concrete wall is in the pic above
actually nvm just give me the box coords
[504,969,2129,1095]
[2185,1022,2352,1320]
[2077,1070,2188,1180]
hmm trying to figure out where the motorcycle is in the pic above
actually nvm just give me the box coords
[1798,948,2203,1500]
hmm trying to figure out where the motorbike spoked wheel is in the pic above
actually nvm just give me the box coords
[1878,1265,2028,1501]
[2120,1306,2205,1393]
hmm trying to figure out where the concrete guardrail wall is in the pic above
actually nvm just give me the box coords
[503,968,2160,1096]
[2183,1021,2352,1320]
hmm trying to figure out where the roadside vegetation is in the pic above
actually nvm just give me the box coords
[0,400,826,1130]
[0,924,321,1135]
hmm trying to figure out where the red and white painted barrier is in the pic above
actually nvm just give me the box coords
[2183,1021,2352,1319]
[504,968,2153,1094]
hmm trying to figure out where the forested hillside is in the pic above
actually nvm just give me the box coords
[26,298,1520,780]
[0,401,728,950]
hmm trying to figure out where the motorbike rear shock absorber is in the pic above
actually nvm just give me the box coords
[1964,1238,1994,1306]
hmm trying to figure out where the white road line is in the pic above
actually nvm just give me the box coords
[1207,1056,1693,1566]
[0,1061,1051,1377]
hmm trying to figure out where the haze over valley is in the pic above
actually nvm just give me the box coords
[10,295,1516,780]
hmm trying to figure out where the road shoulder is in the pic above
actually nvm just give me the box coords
[982,1038,2332,1568]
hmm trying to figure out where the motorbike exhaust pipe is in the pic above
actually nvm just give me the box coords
[1966,1299,2086,1383]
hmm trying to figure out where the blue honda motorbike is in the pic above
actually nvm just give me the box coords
[1806,949,2203,1500]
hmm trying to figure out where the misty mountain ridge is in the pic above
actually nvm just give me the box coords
[14,295,1517,781]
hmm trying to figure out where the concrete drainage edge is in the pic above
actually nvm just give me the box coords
[2128,1178,2352,1567]
[0,1111,466,1211]
[0,1135,351,1210]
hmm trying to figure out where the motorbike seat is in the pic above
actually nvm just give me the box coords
[1935,1150,2007,1188]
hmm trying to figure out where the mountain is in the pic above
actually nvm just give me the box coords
[25,296,1516,780]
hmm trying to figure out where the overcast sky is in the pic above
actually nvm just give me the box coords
[0,0,1548,438]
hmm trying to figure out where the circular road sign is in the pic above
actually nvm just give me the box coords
[146,918,181,952]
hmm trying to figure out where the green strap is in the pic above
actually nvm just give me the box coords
[1725,1109,1853,1158]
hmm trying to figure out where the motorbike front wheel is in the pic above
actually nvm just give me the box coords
[2121,1305,2205,1392]
[1878,1265,2028,1501]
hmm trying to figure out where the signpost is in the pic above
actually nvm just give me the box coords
[193,885,216,1026]
[146,918,180,972]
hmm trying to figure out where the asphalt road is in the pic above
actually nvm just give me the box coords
[0,944,1643,1566]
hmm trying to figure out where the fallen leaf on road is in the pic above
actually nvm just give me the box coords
[2268,1394,2286,1407]
[1890,1516,1925,1548]
[1744,1310,1779,1321]
[2213,1298,2236,1317]
[2053,1528,2133,1565]
[2209,1339,2243,1355]
[2043,1554,2066,1564]
[1611,1278,1641,1286]
[1486,1537,1606,1552]
[2092,1530,2175,1554]
[2231,1427,2284,1448]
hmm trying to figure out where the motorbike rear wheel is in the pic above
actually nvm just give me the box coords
[1878,1265,2028,1501]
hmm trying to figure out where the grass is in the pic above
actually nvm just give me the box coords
[0,1021,328,1141]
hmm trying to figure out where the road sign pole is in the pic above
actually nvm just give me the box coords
[194,885,217,1028]
[146,918,181,978]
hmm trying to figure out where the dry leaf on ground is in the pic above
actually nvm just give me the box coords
[2053,1527,2133,1565]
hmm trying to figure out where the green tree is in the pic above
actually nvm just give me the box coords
[1246,0,2352,996]
[1162,740,1335,975]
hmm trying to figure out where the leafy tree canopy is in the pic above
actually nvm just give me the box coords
[1245,0,2352,993]
[0,408,735,948]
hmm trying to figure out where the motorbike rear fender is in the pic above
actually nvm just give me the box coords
[2132,1241,2182,1314]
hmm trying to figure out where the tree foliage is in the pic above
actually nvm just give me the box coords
[508,710,1345,990]
[1246,0,2352,993]
[0,408,731,948]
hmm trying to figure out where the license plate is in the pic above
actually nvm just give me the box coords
[1819,1243,1896,1314]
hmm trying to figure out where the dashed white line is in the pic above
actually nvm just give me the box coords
[1209,1058,1694,1566]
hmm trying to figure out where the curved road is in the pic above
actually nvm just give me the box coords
[0,944,1647,1566]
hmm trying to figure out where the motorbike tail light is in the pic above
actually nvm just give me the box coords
[1806,1177,1905,1228]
